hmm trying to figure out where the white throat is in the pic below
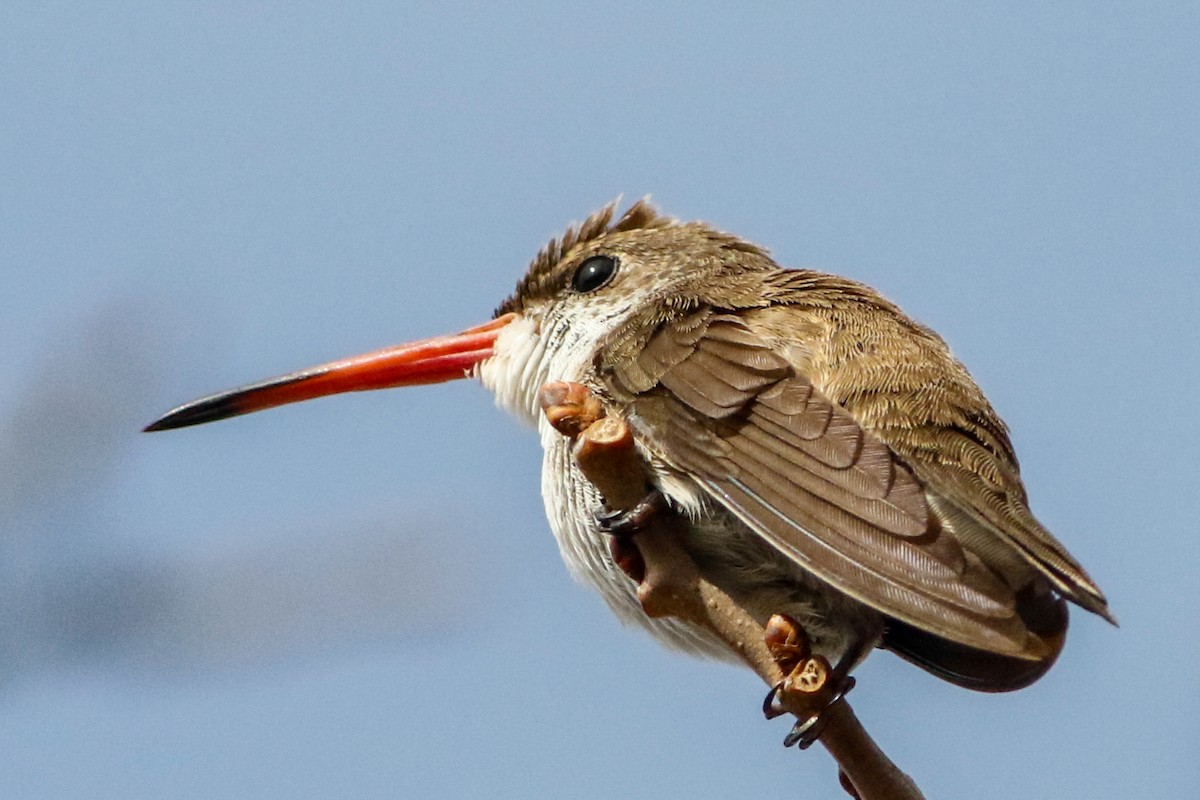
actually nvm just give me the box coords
[476,306,617,426]
[476,314,552,425]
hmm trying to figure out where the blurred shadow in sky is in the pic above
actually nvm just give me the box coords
[0,302,471,686]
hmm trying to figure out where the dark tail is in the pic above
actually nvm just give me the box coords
[882,586,1069,692]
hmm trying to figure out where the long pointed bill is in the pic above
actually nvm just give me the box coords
[145,314,515,432]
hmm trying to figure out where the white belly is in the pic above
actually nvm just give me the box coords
[537,418,732,660]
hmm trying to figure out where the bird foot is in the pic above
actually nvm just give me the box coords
[762,613,856,749]
[594,489,668,536]
[767,673,857,749]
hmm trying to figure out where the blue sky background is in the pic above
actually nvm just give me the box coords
[2,3,1197,798]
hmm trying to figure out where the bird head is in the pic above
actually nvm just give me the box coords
[145,200,771,432]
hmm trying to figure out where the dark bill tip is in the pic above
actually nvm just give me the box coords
[143,390,258,432]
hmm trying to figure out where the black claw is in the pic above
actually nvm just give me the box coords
[593,504,624,529]
[593,489,667,536]
[774,675,857,749]
[783,715,824,749]
[762,683,788,720]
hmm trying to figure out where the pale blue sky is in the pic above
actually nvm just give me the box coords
[2,3,1197,798]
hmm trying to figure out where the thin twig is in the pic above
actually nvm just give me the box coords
[539,381,924,800]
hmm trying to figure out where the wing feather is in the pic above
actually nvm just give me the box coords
[610,312,1050,658]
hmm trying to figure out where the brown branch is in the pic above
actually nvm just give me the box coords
[538,382,924,800]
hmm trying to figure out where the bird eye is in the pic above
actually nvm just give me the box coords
[571,255,618,293]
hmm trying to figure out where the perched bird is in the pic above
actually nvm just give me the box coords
[147,200,1112,693]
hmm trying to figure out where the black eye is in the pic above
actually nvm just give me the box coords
[571,255,618,293]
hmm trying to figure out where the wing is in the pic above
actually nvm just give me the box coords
[605,309,1052,659]
[904,438,1110,621]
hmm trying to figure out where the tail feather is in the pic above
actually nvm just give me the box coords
[882,585,1069,692]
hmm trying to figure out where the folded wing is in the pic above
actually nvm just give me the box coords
[607,310,1056,660]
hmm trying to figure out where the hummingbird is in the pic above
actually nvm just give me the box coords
[146,200,1112,693]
